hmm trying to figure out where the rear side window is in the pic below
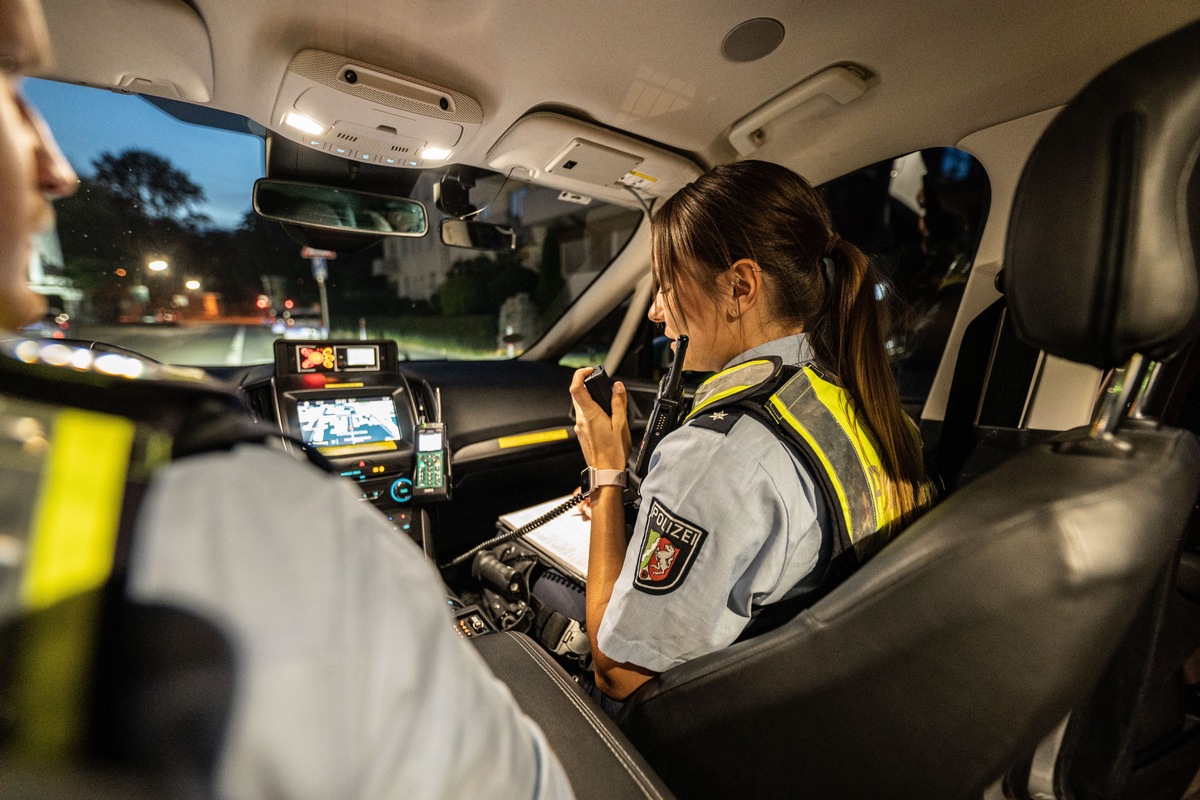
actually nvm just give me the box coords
[821,148,990,414]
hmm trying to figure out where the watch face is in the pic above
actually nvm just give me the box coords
[580,467,593,495]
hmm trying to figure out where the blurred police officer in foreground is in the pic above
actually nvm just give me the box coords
[0,1,573,796]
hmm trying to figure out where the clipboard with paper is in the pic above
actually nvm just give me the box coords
[498,494,591,581]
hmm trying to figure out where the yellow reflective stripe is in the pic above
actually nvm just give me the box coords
[688,359,776,420]
[806,372,884,527]
[805,370,900,531]
[23,410,134,610]
[13,592,103,761]
[695,359,773,393]
[768,393,855,538]
[688,383,754,419]
[498,429,569,448]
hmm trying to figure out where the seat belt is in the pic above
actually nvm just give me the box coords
[530,599,591,660]
[935,288,1041,491]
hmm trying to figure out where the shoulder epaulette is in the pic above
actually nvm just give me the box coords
[687,407,745,435]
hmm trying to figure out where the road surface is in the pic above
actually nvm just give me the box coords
[69,322,279,366]
[63,322,456,366]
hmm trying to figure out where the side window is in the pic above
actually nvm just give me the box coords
[821,148,990,414]
[559,293,672,384]
[614,312,672,384]
[559,295,633,369]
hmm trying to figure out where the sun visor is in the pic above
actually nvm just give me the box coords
[269,50,483,170]
[487,113,702,208]
[40,0,213,102]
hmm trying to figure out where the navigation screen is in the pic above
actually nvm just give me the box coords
[296,396,402,449]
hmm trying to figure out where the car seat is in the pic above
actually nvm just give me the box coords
[998,18,1200,798]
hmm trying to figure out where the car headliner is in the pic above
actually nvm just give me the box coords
[36,0,1200,185]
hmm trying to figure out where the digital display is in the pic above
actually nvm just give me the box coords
[344,346,377,367]
[294,344,381,373]
[297,396,401,448]
[418,430,443,452]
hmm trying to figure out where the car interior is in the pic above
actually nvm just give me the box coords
[9,0,1200,798]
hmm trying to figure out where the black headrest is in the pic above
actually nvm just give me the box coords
[1005,20,1200,368]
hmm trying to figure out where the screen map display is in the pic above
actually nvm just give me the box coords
[297,396,401,449]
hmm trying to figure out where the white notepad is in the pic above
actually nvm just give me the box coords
[498,494,591,580]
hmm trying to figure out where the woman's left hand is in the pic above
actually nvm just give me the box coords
[569,367,631,471]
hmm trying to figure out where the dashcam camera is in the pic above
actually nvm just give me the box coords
[435,173,476,218]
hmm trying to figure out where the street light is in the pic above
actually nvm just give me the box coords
[185,279,201,291]
[148,259,169,272]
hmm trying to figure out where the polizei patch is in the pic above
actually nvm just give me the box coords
[633,498,707,594]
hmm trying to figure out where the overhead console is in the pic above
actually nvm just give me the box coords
[269,50,483,169]
[273,340,451,546]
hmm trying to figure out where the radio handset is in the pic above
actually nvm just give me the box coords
[442,342,689,569]
[583,365,615,416]
[631,334,689,482]
[415,388,452,502]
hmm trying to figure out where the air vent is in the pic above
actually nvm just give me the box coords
[336,132,358,142]
[391,145,412,153]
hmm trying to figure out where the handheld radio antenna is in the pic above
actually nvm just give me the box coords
[632,334,689,479]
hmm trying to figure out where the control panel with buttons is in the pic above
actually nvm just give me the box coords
[453,607,493,639]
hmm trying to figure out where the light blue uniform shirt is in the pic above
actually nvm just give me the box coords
[130,445,574,800]
[597,333,830,674]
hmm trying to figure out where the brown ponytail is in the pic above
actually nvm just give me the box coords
[815,236,930,522]
[653,160,931,522]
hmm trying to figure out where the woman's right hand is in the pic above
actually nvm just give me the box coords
[568,367,631,471]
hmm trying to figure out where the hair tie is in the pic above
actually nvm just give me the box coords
[820,232,842,287]
[823,232,841,256]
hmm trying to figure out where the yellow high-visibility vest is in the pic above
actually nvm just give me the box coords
[1,340,240,763]
[687,357,908,559]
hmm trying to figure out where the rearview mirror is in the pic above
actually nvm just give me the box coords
[253,179,428,237]
[439,218,517,252]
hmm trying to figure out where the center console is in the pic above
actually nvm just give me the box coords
[267,339,523,640]
[271,339,450,549]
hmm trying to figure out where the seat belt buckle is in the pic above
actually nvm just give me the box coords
[547,618,591,658]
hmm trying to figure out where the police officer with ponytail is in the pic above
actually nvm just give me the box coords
[570,160,933,702]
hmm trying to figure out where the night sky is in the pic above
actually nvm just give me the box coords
[24,78,264,231]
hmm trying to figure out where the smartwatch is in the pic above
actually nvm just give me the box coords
[580,467,627,496]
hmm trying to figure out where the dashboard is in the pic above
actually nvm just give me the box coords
[236,339,646,561]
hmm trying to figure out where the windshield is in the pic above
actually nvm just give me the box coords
[23,79,642,366]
